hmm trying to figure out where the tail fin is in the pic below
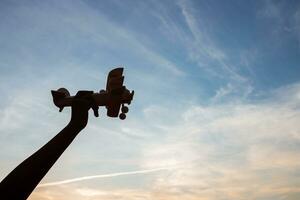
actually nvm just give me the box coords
[51,88,70,112]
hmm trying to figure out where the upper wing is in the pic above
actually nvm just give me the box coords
[106,68,124,92]
[105,68,124,117]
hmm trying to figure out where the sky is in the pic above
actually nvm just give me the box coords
[0,0,300,199]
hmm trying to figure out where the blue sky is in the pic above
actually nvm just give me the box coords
[1,0,300,199]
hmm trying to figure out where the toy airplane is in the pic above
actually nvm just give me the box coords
[51,67,134,120]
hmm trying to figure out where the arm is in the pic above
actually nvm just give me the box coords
[0,92,97,200]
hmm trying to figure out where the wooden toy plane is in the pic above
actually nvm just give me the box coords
[51,67,134,120]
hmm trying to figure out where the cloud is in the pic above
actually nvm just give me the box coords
[0,0,187,180]
[258,0,281,20]
[177,0,248,82]
[31,82,299,199]
[294,8,300,45]
[1,1,300,199]
[257,0,299,43]
[57,0,184,76]
[150,0,254,101]
[30,186,153,200]
[26,81,300,199]
[37,167,173,188]
[138,82,300,199]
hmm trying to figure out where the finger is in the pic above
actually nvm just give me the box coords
[85,94,99,117]
[92,106,99,117]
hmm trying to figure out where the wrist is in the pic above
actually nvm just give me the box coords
[67,119,87,132]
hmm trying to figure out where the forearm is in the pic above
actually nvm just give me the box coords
[0,122,83,200]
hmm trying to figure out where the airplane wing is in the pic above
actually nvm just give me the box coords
[106,68,124,117]
[106,68,124,92]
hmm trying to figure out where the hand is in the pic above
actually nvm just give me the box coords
[69,91,99,130]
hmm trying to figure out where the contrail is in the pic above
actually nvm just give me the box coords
[37,167,171,188]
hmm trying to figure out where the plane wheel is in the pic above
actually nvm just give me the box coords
[121,106,129,113]
[57,88,70,97]
[119,113,126,120]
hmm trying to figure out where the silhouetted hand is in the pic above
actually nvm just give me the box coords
[69,91,99,130]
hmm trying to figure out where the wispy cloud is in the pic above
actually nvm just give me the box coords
[150,0,254,100]
[58,0,185,76]
[1,1,300,200]
[38,167,173,187]
[178,0,248,82]
[138,82,300,199]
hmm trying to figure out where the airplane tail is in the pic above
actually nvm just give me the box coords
[51,88,70,112]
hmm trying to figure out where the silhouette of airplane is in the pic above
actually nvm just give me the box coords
[0,67,134,200]
[51,67,134,120]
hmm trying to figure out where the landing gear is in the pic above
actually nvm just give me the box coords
[119,104,129,120]
[119,113,126,120]
[121,105,129,113]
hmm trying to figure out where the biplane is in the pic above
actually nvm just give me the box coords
[51,68,134,120]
